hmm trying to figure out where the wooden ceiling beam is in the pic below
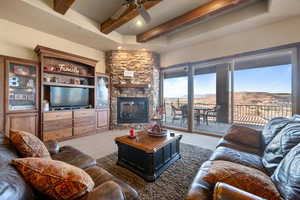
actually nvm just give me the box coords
[54,0,76,15]
[137,0,251,43]
[100,1,161,34]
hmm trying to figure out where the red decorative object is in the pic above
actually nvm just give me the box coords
[129,128,135,137]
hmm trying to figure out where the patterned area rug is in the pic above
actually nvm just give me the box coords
[96,143,213,200]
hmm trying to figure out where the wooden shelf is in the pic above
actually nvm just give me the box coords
[44,82,95,88]
[44,70,94,78]
[113,84,149,89]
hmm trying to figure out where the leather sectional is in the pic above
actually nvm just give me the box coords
[0,133,138,200]
[186,117,300,200]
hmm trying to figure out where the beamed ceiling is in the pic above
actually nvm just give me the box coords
[70,0,260,42]
[72,0,212,35]
[1,0,300,52]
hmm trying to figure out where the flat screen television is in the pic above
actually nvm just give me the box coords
[50,86,89,107]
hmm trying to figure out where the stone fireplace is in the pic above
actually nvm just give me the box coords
[106,50,160,129]
[117,97,149,124]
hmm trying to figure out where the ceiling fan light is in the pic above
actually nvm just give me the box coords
[136,20,143,27]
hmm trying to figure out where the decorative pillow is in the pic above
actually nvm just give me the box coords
[262,117,290,146]
[11,158,95,200]
[271,143,300,200]
[201,160,282,200]
[10,130,50,158]
[262,122,300,175]
[224,125,262,148]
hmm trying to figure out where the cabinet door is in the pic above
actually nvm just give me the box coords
[5,58,39,113]
[95,74,110,109]
[0,57,4,132]
[5,113,38,137]
[96,109,109,129]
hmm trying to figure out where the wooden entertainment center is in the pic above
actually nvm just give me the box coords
[0,46,110,141]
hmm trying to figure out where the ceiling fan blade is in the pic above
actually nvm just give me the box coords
[137,4,151,24]
[111,4,129,20]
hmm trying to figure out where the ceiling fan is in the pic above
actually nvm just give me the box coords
[111,0,161,24]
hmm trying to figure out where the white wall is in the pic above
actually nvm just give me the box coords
[161,15,300,67]
[0,19,106,72]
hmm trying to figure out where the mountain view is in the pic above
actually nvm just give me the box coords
[163,64,292,126]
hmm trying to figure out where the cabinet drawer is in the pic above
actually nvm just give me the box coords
[43,128,72,141]
[74,125,96,136]
[44,111,72,121]
[74,110,95,119]
[43,119,73,132]
[74,116,96,127]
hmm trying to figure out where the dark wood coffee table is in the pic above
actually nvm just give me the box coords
[115,131,182,182]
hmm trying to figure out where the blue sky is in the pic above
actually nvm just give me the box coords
[164,64,292,98]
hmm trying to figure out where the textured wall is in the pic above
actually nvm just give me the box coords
[0,19,105,73]
[106,50,160,129]
[161,15,300,67]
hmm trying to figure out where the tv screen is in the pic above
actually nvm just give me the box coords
[50,86,89,107]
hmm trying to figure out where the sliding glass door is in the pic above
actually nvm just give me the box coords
[161,49,296,136]
[192,63,232,135]
[162,67,188,130]
[232,51,293,128]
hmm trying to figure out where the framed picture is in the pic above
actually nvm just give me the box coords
[14,65,30,76]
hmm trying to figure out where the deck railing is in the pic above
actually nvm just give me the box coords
[163,99,292,126]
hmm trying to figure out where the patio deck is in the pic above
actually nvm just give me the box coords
[163,117,264,136]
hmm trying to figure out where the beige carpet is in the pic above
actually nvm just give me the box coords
[97,143,213,200]
[60,129,219,159]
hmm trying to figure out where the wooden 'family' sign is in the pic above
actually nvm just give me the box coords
[58,64,79,73]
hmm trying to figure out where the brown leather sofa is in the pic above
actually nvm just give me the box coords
[186,117,300,200]
[0,133,139,200]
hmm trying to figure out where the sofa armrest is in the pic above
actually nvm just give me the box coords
[82,181,125,200]
[44,140,60,155]
[213,182,266,200]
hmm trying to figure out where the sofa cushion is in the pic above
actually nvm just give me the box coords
[0,162,34,200]
[85,166,139,200]
[271,143,300,200]
[78,181,125,200]
[9,130,50,158]
[12,158,95,200]
[262,123,300,175]
[217,138,262,155]
[51,146,96,169]
[199,161,282,200]
[262,117,290,146]
[224,125,262,149]
[210,146,265,172]
[0,133,35,200]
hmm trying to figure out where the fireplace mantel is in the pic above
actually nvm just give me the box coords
[113,84,149,89]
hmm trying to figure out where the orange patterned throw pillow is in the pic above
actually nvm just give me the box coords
[10,130,50,158]
[12,158,95,200]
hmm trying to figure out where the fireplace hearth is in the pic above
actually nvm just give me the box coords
[117,97,149,124]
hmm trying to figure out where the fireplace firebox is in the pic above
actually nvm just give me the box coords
[117,97,149,123]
